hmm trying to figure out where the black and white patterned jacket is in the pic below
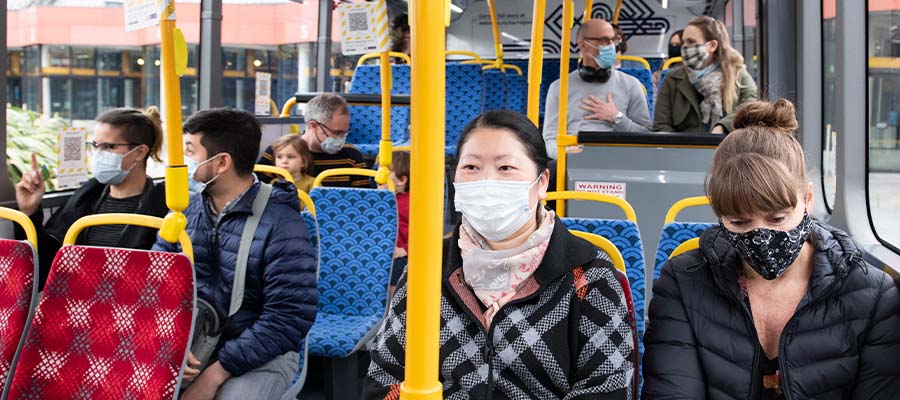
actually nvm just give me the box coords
[364,217,638,400]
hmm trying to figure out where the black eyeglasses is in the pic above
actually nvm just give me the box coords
[311,120,348,137]
[85,141,136,152]
[583,36,619,47]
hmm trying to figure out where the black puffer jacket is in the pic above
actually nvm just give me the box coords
[642,220,900,399]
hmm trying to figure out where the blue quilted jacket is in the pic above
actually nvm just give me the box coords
[153,181,317,376]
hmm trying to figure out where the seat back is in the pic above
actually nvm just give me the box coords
[6,246,194,400]
[0,239,37,394]
[619,67,655,115]
[506,70,527,114]
[309,187,397,317]
[654,222,715,280]
[347,65,412,156]
[483,69,508,111]
[446,63,485,154]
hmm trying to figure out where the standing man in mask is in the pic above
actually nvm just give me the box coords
[542,18,651,159]
[258,94,369,188]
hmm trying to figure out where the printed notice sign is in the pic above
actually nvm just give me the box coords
[57,128,90,190]
[124,0,160,32]
[254,72,273,116]
[338,0,390,55]
[574,181,627,200]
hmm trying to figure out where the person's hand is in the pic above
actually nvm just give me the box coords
[711,124,726,134]
[180,361,230,400]
[15,153,45,216]
[580,94,619,123]
[182,352,202,382]
[394,247,407,258]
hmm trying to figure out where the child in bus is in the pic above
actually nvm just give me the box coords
[271,134,315,193]
[378,151,410,296]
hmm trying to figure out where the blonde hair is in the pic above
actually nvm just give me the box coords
[706,99,806,217]
[687,16,746,114]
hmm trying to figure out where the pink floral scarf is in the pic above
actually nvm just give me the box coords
[458,208,555,324]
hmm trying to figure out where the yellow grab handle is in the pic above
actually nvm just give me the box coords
[544,191,637,223]
[669,237,700,259]
[664,196,711,224]
[445,50,482,62]
[254,164,295,184]
[312,168,395,191]
[570,230,626,274]
[662,56,683,70]
[616,55,651,70]
[280,97,298,118]
[63,214,193,262]
[357,51,412,66]
[0,207,38,249]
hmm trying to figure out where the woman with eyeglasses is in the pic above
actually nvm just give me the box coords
[14,107,167,289]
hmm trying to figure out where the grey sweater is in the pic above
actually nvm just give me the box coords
[543,69,651,159]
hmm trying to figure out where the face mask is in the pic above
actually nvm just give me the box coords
[454,178,540,242]
[720,212,813,280]
[90,148,137,185]
[681,43,710,70]
[319,127,346,155]
[186,154,222,193]
[584,42,617,70]
[668,43,682,58]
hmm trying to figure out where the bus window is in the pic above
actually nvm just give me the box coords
[823,0,838,210]
[867,0,900,250]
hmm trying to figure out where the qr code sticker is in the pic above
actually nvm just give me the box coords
[63,137,83,162]
[348,12,369,32]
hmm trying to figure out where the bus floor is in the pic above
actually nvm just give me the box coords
[298,352,372,399]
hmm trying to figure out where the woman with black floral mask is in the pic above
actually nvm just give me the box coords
[364,110,638,399]
[642,99,900,399]
[652,16,758,134]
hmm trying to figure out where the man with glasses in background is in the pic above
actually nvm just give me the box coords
[258,93,370,188]
[542,18,651,159]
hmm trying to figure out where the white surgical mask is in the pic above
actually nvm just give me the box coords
[454,177,540,241]
[186,154,222,193]
[90,147,138,185]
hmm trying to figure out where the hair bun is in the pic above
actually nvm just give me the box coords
[143,106,162,125]
[733,98,798,133]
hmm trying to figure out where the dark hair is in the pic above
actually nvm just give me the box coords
[669,29,684,44]
[271,134,315,176]
[96,107,164,162]
[612,23,628,53]
[456,110,549,177]
[392,13,409,33]
[391,150,411,192]
[183,108,261,176]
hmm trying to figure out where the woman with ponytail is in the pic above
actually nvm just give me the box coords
[14,107,168,289]
[642,99,900,399]
[653,16,759,134]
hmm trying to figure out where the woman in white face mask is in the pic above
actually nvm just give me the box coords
[13,107,168,290]
[652,16,759,134]
[364,110,638,399]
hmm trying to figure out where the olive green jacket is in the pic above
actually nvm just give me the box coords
[652,66,758,133]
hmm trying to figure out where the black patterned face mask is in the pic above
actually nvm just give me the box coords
[721,212,813,280]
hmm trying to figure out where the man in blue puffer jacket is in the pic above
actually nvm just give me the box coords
[154,108,317,400]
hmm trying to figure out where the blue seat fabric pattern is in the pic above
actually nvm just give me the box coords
[348,65,411,157]
[446,64,485,156]
[483,69,508,111]
[306,188,398,358]
[653,222,715,281]
[506,70,527,114]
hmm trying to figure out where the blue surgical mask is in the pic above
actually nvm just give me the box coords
[90,148,137,185]
[321,134,346,155]
[186,154,222,193]
[586,42,617,69]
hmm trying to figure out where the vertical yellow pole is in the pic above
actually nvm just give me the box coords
[487,0,504,67]
[401,0,444,398]
[526,0,547,125]
[584,0,594,21]
[159,0,189,242]
[376,51,394,184]
[613,0,623,24]
[555,0,574,217]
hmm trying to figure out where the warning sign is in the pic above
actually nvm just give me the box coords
[574,181,627,200]
[56,127,90,190]
[338,0,390,56]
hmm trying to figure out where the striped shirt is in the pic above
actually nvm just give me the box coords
[83,193,142,247]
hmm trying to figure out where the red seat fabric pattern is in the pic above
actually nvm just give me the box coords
[0,239,36,389]
[6,246,194,400]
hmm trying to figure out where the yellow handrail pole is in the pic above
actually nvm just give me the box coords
[280,97,298,118]
[662,56,683,70]
[375,51,394,186]
[526,0,547,124]
[664,195,710,224]
[487,0,504,67]
[584,0,594,21]
[616,55,652,70]
[0,207,37,249]
[556,0,575,217]
[159,0,189,244]
[63,214,194,262]
[401,0,444,398]
[445,50,481,62]
[613,0,623,24]
[357,51,413,66]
